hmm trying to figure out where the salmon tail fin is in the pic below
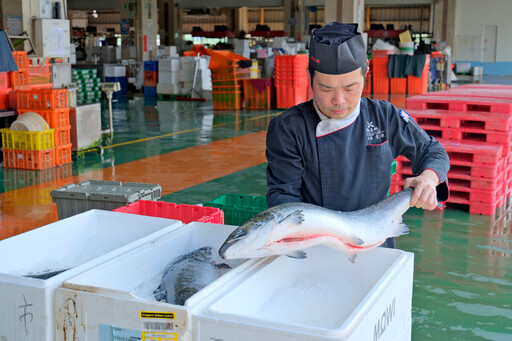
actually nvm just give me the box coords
[393,219,409,237]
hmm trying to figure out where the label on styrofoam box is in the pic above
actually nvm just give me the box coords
[142,331,178,340]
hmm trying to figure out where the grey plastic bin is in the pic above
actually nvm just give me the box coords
[51,180,162,219]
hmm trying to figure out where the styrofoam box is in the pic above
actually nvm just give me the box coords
[104,64,126,77]
[190,246,414,341]
[0,210,182,341]
[158,71,179,84]
[157,83,180,95]
[159,58,180,72]
[54,222,260,341]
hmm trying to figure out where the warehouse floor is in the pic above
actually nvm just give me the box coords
[0,75,512,339]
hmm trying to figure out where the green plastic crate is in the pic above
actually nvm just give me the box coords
[204,193,268,226]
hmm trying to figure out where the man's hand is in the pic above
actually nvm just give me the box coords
[403,169,440,210]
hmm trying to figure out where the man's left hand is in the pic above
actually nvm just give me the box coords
[403,169,439,210]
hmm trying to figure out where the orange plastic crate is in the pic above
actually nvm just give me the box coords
[372,70,390,94]
[113,200,224,224]
[143,71,158,87]
[212,91,243,110]
[243,79,273,109]
[10,70,28,86]
[275,82,308,109]
[0,88,10,110]
[55,143,72,165]
[390,78,407,94]
[17,88,68,109]
[208,50,250,69]
[54,126,71,146]
[17,108,70,129]
[2,148,56,170]
[12,51,28,69]
[407,69,429,95]
[0,72,10,89]
[362,71,372,96]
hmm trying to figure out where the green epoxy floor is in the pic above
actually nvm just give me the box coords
[1,78,512,339]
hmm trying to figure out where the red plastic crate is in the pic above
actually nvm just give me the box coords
[275,82,308,109]
[212,91,243,110]
[390,78,406,94]
[407,69,429,95]
[12,51,28,69]
[54,126,71,146]
[144,71,158,87]
[0,72,10,89]
[372,70,389,94]
[16,88,68,109]
[243,79,273,109]
[0,88,10,110]
[2,148,56,170]
[17,108,70,129]
[113,200,224,224]
[55,143,72,165]
[362,70,372,96]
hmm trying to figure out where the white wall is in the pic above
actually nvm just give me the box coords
[454,0,512,62]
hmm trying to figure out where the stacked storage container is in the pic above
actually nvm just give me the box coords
[16,88,72,166]
[0,117,56,170]
[156,58,180,96]
[0,69,11,111]
[242,79,274,110]
[105,66,128,97]
[211,64,246,110]
[27,56,52,86]
[72,69,101,104]
[274,54,308,109]
[407,55,430,95]
[391,84,512,215]
[143,61,157,97]
[372,56,390,94]
[9,51,29,88]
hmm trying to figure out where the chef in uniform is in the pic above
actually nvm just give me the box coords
[265,22,450,248]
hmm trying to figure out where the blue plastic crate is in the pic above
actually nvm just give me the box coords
[143,61,158,72]
[143,87,157,97]
[105,77,128,90]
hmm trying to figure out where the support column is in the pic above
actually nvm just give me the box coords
[234,7,249,35]
[120,0,157,62]
[324,0,365,31]
[0,0,45,51]
[158,0,180,46]
[433,0,456,49]
[283,0,306,42]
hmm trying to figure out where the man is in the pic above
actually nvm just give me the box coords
[265,23,449,247]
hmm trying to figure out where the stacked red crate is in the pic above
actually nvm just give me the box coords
[391,85,512,215]
[274,55,308,109]
[27,56,52,86]
[16,88,72,166]
[372,57,390,94]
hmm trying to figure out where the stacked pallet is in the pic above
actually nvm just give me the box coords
[274,55,308,109]
[72,69,101,104]
[16,88,72,166]
[391,84,512,215]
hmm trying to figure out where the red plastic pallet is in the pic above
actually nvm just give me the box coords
[439,139,505,164]
[406,95,512,114]
[395,155,506,179]
[113,200,224,224]
[408,109,512,132]
[421,125,512,146]
[452,84,512,91]
[432,88,512,100]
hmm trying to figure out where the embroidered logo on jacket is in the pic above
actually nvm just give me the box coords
[366,121,386,143]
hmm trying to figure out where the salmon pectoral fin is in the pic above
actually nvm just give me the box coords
[284,250,307,259]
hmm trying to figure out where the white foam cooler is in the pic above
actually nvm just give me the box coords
[53,222,260,341]
[189,246,414,341]
[0,210,182,341]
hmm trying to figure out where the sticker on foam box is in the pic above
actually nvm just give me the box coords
[54,222,262,341]
[0,210,182,341]
[189,246,414,341]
